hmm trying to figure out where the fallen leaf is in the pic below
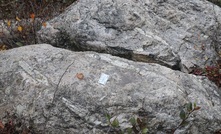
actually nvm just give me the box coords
[76,73,84,80]
[16,16,21,21]
[7,20,11,27]
[17,26,22,32]
[194,106,201,110]
[30,13,35,22]
[42,22,47,28]
[30,13,35,19]
[0,121,4,129]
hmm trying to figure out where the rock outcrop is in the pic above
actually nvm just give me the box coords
[0,44,221,133]
[37,0,221,72]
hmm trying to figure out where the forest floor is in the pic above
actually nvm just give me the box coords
[0,0,76,50]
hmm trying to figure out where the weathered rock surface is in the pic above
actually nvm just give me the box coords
[37,0,221,72]
[0,44,221,133]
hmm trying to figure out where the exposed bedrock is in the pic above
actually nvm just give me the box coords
[37,0,221,72]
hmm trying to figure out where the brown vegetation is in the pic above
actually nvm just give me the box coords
[0,0,76,50]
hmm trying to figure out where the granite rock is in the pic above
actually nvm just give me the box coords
[37,0,221,72]
[0,44,221,133]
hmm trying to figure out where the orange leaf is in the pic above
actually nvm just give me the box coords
[76,73,84,80]
[42,22,47,28]
[0,121,4,130]
[16,16,21,21]
[7,20,11,27]
[17,26,22,32]
[30,13,35,19]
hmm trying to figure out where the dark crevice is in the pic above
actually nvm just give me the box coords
[52,30,181,71]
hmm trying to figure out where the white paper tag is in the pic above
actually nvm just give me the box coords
[98,73,109,85]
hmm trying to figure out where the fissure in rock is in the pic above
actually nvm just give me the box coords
[53,32,181,71]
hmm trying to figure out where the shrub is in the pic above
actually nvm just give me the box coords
[0,0,76,49]
[105,102,200,134]
[191,60,221,87]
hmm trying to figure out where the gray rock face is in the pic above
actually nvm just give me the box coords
[0,44,221,133]
[37,0,221,72]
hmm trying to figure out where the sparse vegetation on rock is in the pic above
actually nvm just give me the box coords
[1,0,221,134]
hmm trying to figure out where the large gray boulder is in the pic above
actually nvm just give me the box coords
[37,0,221,72]
[0,44,221,133]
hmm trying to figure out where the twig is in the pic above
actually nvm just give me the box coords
[43,60,75,131]
[52,60,75,104]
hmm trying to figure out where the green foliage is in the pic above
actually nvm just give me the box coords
[179,109,186,120]
[105,102,200,134]
[177,102,201,130]
[186,102,193,112]
[106,113,111,124]
[141,128,148,134]
[106,114,148,134]
[112,118,120,128]
[129,117,136,126]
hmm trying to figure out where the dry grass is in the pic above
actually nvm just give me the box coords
[0,0,76,50]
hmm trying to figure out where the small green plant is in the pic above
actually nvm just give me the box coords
[170,102,201,133]
[105,113,122,134]
[128,117,148,134]
[105,102,200,134]
[105,114,148,134]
